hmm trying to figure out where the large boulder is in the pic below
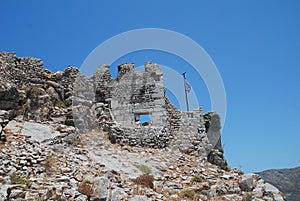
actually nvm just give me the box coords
[207,149,228,170]
[92,176,110,200]
[21,122,60,143]
[264,183,284,201]
[239,174,255,192]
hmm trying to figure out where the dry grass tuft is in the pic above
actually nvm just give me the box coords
[135,174,154,189]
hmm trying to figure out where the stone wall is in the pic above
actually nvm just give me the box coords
[0,52,79,122]
[110,62,166,128]
[0,52,44,86]
[0,52,221,155]
[92,62,221,154]
[92,62,169,148]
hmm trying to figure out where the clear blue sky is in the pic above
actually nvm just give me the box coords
[1,1,300,173]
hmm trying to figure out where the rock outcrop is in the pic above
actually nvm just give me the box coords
[0,52,285,200]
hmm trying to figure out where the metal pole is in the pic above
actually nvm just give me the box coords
[182,72,189,112]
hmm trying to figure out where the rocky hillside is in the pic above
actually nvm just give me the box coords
[0,52,285,200]
[257,167,300,201]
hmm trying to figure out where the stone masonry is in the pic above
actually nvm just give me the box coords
[0,52,221,154]
[91,62,221,154]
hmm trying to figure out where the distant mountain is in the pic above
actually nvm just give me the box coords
[257,166,300,201]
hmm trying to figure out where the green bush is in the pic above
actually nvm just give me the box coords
[139,86,146,94]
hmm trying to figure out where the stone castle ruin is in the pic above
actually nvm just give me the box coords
[0,52,287,201]
[0,52,221,156]
[74,61,222,155]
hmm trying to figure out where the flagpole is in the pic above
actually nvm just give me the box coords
[182,72,190,112]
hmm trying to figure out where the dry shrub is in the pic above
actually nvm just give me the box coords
[78,185,94,197]
[135,174,154,189]
[182,189,195,198]
[10,172,31,188]
[192,174,205,183]
[78,179,94,196]
[0,178,7,184]
[44,156,56,172]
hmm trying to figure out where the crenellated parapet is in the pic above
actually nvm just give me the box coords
[117,63,135,80]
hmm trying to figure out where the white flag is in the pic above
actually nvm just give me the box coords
[185,81,191,93]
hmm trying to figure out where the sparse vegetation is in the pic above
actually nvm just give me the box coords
[243,193,253,201]
[192,174,204,183]
[23,99,31,109]
[81,179,90,186]
[139,85,146,94]
[44,156,56,172]
[55,125,63,132]
[218,147,224,153]
[10,172,31,188]
[182,189,195,198]
[136,164,151,174]
[56,100,66,108]
[0,177,7,184]
[135,174,154,189]
[78,179,94,197]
